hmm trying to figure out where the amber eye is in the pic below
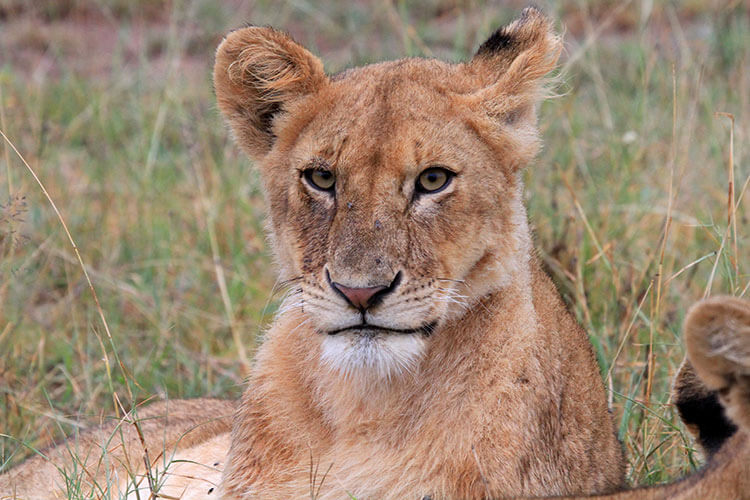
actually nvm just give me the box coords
[303,169,335,192]
[416,167,454,194]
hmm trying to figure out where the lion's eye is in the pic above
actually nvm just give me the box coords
[416,167,453,194]
[303,169,335,192]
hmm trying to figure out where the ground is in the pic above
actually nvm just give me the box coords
[0,0,748,490]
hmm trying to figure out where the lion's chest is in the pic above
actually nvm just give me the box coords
[271,385,551,499]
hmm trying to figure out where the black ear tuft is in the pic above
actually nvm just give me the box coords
[468,6,560,126]
[476,28,515,56]
[473,7,553,62]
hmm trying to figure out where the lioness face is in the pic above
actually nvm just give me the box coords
[214,9,560,379]
[267,64,527,378]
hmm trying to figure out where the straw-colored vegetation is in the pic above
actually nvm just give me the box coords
[0,0,747,493]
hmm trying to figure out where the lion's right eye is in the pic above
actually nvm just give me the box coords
[303,169,335,192]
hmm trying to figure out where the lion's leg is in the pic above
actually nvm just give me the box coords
[124,432,230,500]
[0,399,234,499]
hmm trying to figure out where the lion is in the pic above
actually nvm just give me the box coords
[553,297,750,500]
[1,7,748,500]
[3,298,749,499]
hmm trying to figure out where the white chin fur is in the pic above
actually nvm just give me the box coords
[320,332,427,381]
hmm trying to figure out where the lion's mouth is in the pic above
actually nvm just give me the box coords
[326,321,437,337]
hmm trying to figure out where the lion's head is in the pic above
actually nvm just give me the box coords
[214,8,561,380]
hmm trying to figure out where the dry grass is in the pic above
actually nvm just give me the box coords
[0,0,748,493]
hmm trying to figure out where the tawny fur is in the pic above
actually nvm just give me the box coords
[213,8,622,498]
[547,297,750,500]
[3,8,750,500]
[0,399,234,499]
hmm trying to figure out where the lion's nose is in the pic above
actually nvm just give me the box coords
[331,283,387,310]
[328,271,402,311]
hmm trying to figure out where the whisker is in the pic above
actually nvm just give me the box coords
[435,277,465,284]
[276,301,304,316]
[275,289,306,315]
[436,288,469,300]
[289,317,314,336]
[271,275,304,298]
[379,302,432,317]
[434,287,470,311]
[279,275,304,287]
[303,295,342,312]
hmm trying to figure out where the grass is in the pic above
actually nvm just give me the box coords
[0,0,748,493]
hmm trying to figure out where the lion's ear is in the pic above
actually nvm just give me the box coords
[214,27,327,159]
[469,7,561,124]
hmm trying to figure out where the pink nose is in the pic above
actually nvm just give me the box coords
[331,282,387,310]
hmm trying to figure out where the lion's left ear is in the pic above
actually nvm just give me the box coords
[469,7,561,125]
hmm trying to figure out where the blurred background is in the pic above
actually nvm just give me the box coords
[0,0,748,488]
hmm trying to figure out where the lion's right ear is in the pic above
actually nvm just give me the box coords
[213,27,327,159]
